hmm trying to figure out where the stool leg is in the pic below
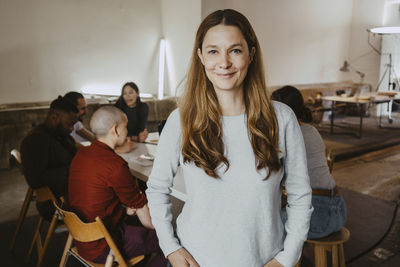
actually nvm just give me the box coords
[314,245,327,267]
[332,245,339,267]
[9,187,34,251]
[339,244,346,267]
[294,257,301,267]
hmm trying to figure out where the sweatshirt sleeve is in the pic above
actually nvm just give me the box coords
[274,105,313,267]
[111,162,147,209]
[146,109,182,257]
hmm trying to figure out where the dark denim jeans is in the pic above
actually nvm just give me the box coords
[282,194,347,239]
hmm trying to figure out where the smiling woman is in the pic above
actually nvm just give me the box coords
[146,9,313,267]
[115,82,149,143]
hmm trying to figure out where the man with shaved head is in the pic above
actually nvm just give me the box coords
[68,106,167,266]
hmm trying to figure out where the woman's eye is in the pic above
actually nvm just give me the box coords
[208,50,217,55]
[232,49,242,54]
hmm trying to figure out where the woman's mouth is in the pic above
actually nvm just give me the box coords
[216,72,236,78]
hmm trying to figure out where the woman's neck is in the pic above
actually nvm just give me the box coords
[215,88,245,116]
[97,136,116,149]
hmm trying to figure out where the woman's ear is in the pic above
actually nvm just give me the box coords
[250,47,256,62]
[197,48,205,65]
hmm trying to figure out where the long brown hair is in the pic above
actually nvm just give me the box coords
[180,9,281,179]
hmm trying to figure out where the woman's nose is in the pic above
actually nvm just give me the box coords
[218,53,232,69]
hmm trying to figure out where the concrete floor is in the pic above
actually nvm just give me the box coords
[333,145,400,267]
[1,115,400,266]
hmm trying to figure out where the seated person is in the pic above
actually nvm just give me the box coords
[64,91,96,143]
[115,82,149,143]
[68,106,167,266]
[272,85,347,239]
[21,96,78,219]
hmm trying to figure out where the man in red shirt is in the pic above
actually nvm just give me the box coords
[69,106,167,266]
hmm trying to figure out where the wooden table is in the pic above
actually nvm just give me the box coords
[119,133,187,202]
[322,93,399,138]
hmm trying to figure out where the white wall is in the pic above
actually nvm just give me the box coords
[1,0,396,105]
[0,0,162,104]
[348,0,385,89]
[161,0,201,97]
[202,0,354,87]
[379,0,400,92]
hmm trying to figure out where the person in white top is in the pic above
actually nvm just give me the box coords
[64,92,96,143]
[146,9,313,267]
[272,85,347,239]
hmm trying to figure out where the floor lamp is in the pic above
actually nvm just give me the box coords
[368,26,400,123]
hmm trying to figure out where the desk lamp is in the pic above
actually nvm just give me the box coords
[339,61,365,82]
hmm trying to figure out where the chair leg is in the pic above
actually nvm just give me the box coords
[105,254,115,267]
[59,234,73,267]
[27,216,43,262]
[9,187,34,251]
[37,212,59,267]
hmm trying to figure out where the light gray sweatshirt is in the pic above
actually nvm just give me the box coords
[146,102,313,267]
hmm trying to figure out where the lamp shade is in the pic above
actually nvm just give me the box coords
[369,27,400,35]
[339,61,350,72]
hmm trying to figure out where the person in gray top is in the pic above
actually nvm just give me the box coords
[146,9,313,267]
[272,85,347,239]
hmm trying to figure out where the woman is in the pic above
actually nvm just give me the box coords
[272,85,347,239]
[115,82,149,142]
[146,9,312,267]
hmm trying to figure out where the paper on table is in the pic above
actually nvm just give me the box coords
[132,157,153,166]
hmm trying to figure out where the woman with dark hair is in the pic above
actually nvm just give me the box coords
[272,85,347,240]
[115,82,149,142]
[146,9,312,267]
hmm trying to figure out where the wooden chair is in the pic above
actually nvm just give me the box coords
[53,200,145,267]
[9,149,36,252]
[26,187,67,267]
[325,148,335,173]
[306,227,350,267]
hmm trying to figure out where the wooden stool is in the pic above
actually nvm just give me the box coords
[306,227,350,267]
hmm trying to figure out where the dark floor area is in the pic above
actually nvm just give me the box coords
[1,114,400,266]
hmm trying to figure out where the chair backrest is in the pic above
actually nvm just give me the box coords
[11,149,23,174]
[52,200,129,267]
[34,187,58,203]
[11,149,22,164]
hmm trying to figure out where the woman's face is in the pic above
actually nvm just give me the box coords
[122,85,138,107]
[197,24,254,95]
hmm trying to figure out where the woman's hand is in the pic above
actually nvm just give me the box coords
[126,207,136,215]
[115,138,135,154]
[138,128,149,143]
[168,248,199,267]
[263,258,283,267]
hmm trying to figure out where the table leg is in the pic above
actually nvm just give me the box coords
[330,101,335,134]
[358,104,364,138]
